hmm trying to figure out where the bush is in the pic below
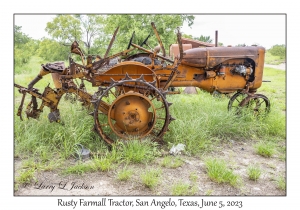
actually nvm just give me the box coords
[268,44,286,60]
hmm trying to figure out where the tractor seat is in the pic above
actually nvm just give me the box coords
[42,61,65,73]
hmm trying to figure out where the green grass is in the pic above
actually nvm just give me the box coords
[63,162,96,175]
[205,189,213,195]
[205,158,241,187]
[276,175,286,191]
[171,181,197,195]
[247,164,262,181]
[254,141,276,158]
[117,167,133,181]
[15,168,36,184]
[264,51,285,65]
[189,172,198,183]
[115,140,161,164]
[140,168,161,189]
[160,156,184,168]
[92,157,115,171]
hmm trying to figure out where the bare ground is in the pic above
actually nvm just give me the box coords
[264,63,286,70]
[14,140,286,196]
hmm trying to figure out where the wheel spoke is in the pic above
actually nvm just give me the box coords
[93,79,170,145]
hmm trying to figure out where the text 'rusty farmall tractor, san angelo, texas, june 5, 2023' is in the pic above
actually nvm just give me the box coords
[14,22,270,146]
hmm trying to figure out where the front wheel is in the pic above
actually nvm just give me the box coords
[228,92,270,115]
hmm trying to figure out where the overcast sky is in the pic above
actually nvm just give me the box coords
[14,14,285,49]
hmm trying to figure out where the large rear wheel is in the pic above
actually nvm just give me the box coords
[93,76,174,145]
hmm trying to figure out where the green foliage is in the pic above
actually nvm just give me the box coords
[15,168,36,184]
[92,156,115,171]
[276,175,286,190]
[247,164,262,181]
[74,15,106,54]
[171,181,197,195]
[114,139,161,164]
[269,44,286,60]
[46,15,82,43]
[37,38,69,61]
[63,162,95,175]
[140,168,161,189]
[160,156,184,168]
[103,14,194,55]
[236,43,246,47]
[14,25,38,67]
[193,35,212,43]
[189,172,198,183]
[254,141,276,157]
[117,167,133,181]
[205,158,241,187]
[218,42,224,46]
[182,34,193,39]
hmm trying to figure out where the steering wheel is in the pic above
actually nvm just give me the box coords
[127,31,135,50]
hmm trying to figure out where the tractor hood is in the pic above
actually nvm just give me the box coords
[181,46,263,68]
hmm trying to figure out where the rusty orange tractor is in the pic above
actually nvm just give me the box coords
[14,22,270,145]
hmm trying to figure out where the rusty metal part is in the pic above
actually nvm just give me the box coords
[215,30,218,47]
[25,96,41,119]
[130,43,174,63]
[127,31,135,50]
[28,75,42,90]
[177,28,183,62]
[108,92,156,138]
[205,71,217,79]
[140,33,151,48]
[181,37,215,48]
[151,22,166,57]
[92,48,136,71]
[93,76,173,145]
[104,26,119,58]
[228,91,270,115]
[17,90,26,120]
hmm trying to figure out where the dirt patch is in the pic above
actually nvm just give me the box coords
[264,63,286,70]
[14,140,285,196]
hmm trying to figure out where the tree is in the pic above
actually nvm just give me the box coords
[45,15,82,51]
[73,15,105,54]
[182,34,193,39]
[45,14,194,57]
[14,25,38,67]
[269,44,286,60]
[37,38,69,61]
[193,35,212,43]
[102,14,195,55]
[218,42,224,47]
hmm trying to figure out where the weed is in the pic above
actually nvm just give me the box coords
[160,156,184,168]
[205,189,213,195]
[255,142,276,157]
[205,158,241,187]
[247,164,262,181]
[63,162,95,175]
[141,168,161,189]
[171,181,197,195]
[117,167,133,181]
[189,172,198,183]
[116,139,160,164]
[276,175,286,191]
[15,168,36,184]
[92,157,114,171]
